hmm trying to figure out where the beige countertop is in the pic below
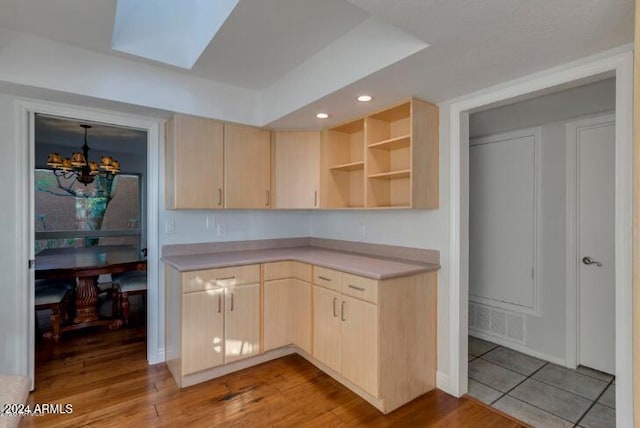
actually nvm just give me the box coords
[161,246,439,280]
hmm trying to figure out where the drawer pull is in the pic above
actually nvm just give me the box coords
[332,297,338,317]
[347,284,365,292]
[216,276,235,281]
[318,276,332,282]
[341,301,346,322]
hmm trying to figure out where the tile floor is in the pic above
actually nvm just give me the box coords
[467,336,615,428]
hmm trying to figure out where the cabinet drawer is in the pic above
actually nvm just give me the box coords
[341,273,378,304]
[182,264,260,293]
[263,261,291,281]
[313,266,341,292]
[263,261,312,282]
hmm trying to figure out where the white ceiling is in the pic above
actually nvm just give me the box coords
[0,0,633,128]
[35,115,147,156]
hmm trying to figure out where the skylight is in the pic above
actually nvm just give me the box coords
[112,0,239,69]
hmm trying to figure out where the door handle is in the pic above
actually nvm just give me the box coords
[332,297,338,317]
[582,256,603,267]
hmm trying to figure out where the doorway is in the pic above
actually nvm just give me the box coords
[33,114,148,364]
[465,79,617,426]
[16,99,162,389]
[447,49,633,427]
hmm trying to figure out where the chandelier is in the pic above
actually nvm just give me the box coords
[46,124,120,185]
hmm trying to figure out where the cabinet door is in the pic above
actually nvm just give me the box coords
[166,114,224,209]
[313,286,342,372]
[182,289,224,375]
[225,284,261,363]
[273,131,321,209]
[341,295,378,396]
[291,279,312,353]
[224,123,271,209]
[263,279,291,351]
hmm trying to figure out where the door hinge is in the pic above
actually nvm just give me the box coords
[28,259,35,269]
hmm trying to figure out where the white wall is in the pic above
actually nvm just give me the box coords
[0,94,24,375]
[160,210,311,246]
[470,77,615,139]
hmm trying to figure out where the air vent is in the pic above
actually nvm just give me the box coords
[469,302,525,344]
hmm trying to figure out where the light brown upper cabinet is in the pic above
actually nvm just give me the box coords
[224,123,272,209]
[272,131,321,209]
[165,97,438,211]
[165,114,224,209]
[366,98,439,208]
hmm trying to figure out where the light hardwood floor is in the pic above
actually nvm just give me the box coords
[25,327,527,427]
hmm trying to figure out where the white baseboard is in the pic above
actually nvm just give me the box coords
[470,331,566,367]
[149,347,165,365]
[436,371,451,393]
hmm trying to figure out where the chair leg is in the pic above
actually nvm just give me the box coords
[60,293,71,323]
[112,287,120,317]
[121,291,130,326]
[50,306,61,343]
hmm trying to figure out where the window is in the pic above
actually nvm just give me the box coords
[35,169,141,253]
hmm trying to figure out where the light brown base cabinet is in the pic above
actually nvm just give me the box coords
[165,264,261,386]
[312,267,436,411]
[263,261,312,353]
[165,261,436,413]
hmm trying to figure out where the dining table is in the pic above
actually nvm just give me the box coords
[35,245,146,331]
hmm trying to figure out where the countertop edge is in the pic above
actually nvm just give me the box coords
[161,248,440,280]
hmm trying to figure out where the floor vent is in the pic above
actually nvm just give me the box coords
[469,301,525,344]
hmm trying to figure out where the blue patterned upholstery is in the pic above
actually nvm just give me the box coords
[112,271,147,292]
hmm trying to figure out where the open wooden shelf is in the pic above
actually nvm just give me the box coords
[329,161,365,172]
[368,135,411,150]
[321,118,365,208]
[320,98,438,209]
[368,170,411,180]
[363,98,438,209]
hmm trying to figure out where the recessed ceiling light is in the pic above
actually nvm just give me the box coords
[316,113,329,119]
[357,95,373,102]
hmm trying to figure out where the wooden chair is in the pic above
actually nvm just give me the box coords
[35,279,73,342]
[112,271,147,326]
[97,281,120,318]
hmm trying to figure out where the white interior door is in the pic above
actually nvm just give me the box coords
[577,121,615,374]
